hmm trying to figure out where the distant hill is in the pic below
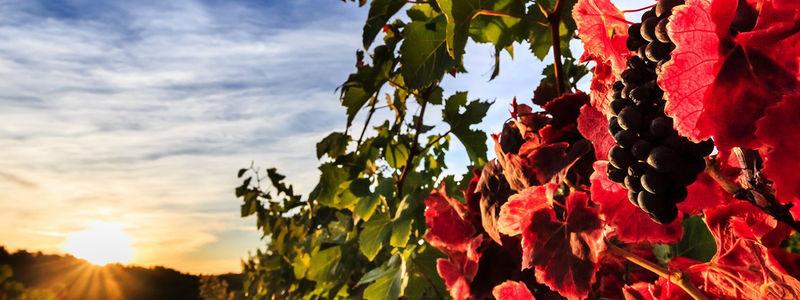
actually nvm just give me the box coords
[0,246,242,300]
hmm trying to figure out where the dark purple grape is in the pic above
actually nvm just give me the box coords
[641,171,669,194]
[692,139,715,157]
[665,185,688,203]
[618,106,643,130]
[609,145,635,169]
[613,81,625,91]
[622,84,634,99]
[641,9,656,22]
[607,166,627,183]
[628,190,640,207]
[646,41,671,62]
[628,162,650,177]
[656,0,684,17]
[637,191,677,224]
[647,146,678,172]
[673,162,700,185]
[652,205,678,224]
[637,45,648,60]
[628,23,643,40]
[609,116,623,135]
[631,140,652,160]
[611,98,633,115]
[640,17,659,42]
[650,116,673,138]
[615,130,638,148]
[630,83,656,105]
[627,56,648,71]
[625,175,642,191]
[655,18,671,43]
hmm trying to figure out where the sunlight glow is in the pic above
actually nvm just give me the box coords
[63,221,134,265]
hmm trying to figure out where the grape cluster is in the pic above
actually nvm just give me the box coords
[606,0,714,224]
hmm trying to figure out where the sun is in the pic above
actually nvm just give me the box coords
[63,221,134,266]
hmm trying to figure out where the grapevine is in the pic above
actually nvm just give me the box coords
[236,0,800,299]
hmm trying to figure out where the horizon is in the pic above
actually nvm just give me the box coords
[0,0,652,275]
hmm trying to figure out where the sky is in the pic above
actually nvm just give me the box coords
[0,0,650,274]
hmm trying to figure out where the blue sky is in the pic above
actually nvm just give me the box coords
[0,0,649,273]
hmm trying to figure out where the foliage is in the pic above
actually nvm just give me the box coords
[238,0,800,299]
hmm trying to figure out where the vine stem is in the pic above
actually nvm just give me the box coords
[704,155,800,232]
[397,99,428,195]
[607,244,709,300]
[548,0,565,95]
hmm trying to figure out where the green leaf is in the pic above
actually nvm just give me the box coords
[307,246,342,283]
[442,92,492,165]
[363,0,407,49]
[390,218,413,248]
[359,213,392,261]
[342,86,371,127]
[350,178,372,197]
[400,20,456,89]
[385,140,410,169]
[240,190,259,217]
[403,245,446,299]
[292,253,311,279]
[316,163,349,208]
[436,0,524,60]
[355,193,383,221]
[359,254,407,300]
[317,132,350,159]
[674,216,717,262]
[407,3,438,22]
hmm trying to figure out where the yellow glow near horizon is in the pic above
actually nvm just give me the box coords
[63,221,134,265]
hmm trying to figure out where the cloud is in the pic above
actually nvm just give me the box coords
[0,0,366,274]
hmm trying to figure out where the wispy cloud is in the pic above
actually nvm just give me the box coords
[0,0,365,273]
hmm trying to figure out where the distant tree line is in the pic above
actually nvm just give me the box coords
[0,246,242,300]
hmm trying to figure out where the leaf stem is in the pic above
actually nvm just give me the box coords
[357,94,379,147]
[548,0,565,95]
[471,9,522,22]
[704,155,800,232]
[607,244,709,300]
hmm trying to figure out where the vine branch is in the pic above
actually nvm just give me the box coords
[607,244,709,300]
[397,98,428,195]
[548,0,565,95]
[705,152,800,232]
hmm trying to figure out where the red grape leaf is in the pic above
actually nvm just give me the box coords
[660,0,799,148]
[424,185,476,252]
[658,0,722,142]
[769,248,800,279]
[521,191,604,300]
[577,104,614,161]
[583,57,616,113]
[436,236,483,300]
[677,172,726,215]
[735,1,800,77]
[654,240,800,299]
[755,93,800,210]
[573,0,630,76]
[542,92,589,129]
[492,281,535,300]
[705,200,791,251]
[497,184,555,237]
[590,161,683,243]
